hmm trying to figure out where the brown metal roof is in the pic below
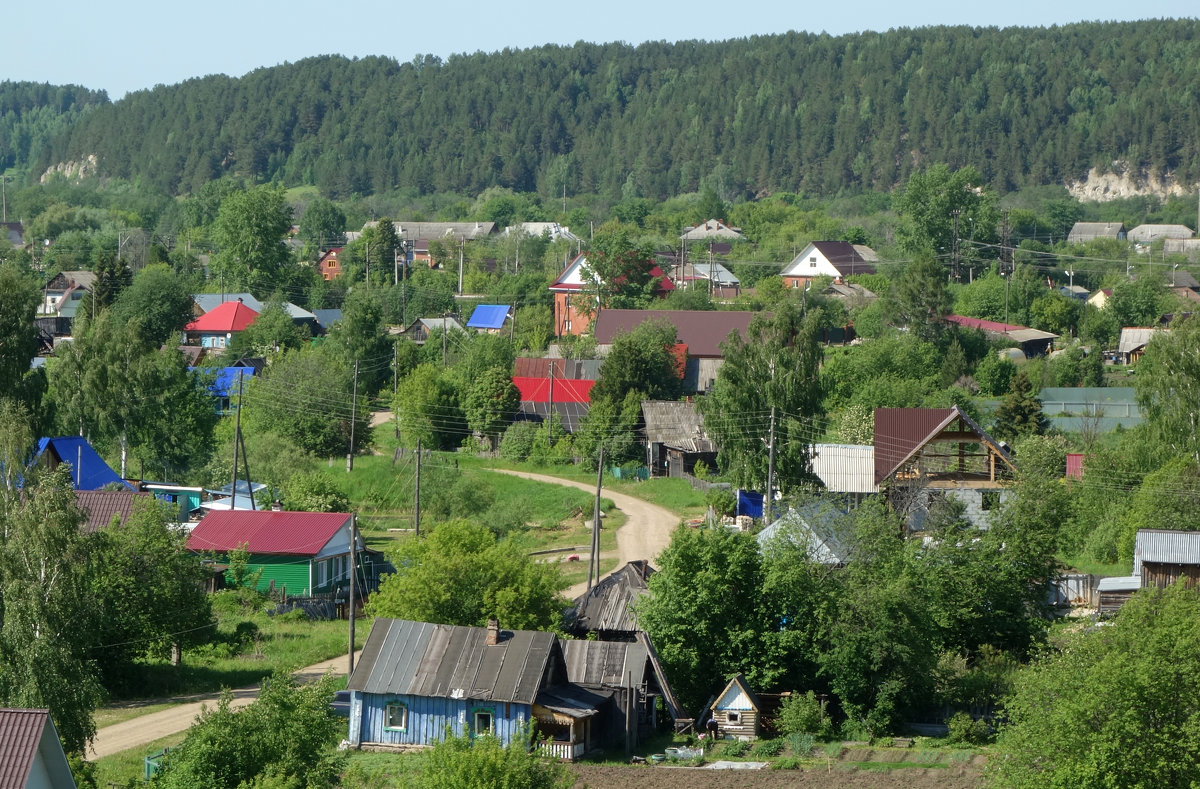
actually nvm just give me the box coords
[0,708,50,788]
[347,618,558,705]
[568,560,654,634]
[593,310,756,358]
[75,490,151,533]
[873,406,1015,485]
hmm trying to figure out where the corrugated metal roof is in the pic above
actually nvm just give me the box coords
[513,377,594,404]
[1133,529,1200,576]
[0,708,49,788]
[185,510,350,556]
[75,490,151,533]
[641,401,714,452]
[569,561,654,634]
[561,639,644,686]
[757,503,852,565]
[1096,576,1141,592]
[712,674,761,713]
[945,314,1058,341]
[593,310,756,358]
[185,300,259,333]
[467,305,511,330]
[1118,327,1164,355]
[36,436,132,491]
[1128,224,1195,243]
[514,401,590,433]
[348,618,557,704]
[811,444,877,493]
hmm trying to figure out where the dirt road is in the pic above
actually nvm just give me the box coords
[484,469,681,598]
[88,652,360,760]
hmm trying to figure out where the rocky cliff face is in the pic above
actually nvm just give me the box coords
[41,154,98,182]
[1067,163,1194,202]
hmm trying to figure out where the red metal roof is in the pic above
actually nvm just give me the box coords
[945,314,1031,334]
[593,309,757,358]
[186,510,351,556]
[873,408,958,485]
[513,377,595,404]
[75,490,151,533]
[1066,453,1086,480]
[185,300,260,333]
[0,708,50,787]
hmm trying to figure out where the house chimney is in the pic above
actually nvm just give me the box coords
[486,618,499,646]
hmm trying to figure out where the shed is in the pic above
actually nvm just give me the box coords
[757,503,852,566]
[709,674,762,741]
[641,400,716,478]
[944,315,1057,357]
[566,560,654,638]
[1117,327,1165,364]
[185,510,382,597]
[1133,529,1200,589]
[1096,576,1141,616]
[348,618,617,760]
[0,708,77,789]
[810,444,878,496]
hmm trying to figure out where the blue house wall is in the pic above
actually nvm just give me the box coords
[349,692,531,747]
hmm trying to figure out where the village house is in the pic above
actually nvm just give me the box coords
[944,314,1057,357]
[347,617,651,760]
[317,247,344,281]
[779,241,877,288]
[75,489,150,533]
[873,406,1017,531]
[466,304,511,334]
[35,436,132,491]
[1067,221,1126,244]
[641,400,716,479]
[184,299,259,350]
[680,219,743,242]
[565,560,655,640]
[549,254,675,337]
[39,270,95,319]
[512,375,594,434]
[708,674,763,741]
[0,708,77,789]
[1127,224,1194,244]
[184,510,385,598]
[389,315,465,345]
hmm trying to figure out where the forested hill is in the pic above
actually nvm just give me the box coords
[0,82,109,174]
[27,19,1200,199]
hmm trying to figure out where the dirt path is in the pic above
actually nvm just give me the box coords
[88,651,360,760]
[484,469,681,598]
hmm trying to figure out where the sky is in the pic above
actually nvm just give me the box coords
[6,1,1197,99]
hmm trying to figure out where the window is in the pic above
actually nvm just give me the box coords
[317,560,328,587]
[473,710,494,736]
[727,711,741,724]
[809,256,817,267]
[385,702,408,731]
[563,319,572,332]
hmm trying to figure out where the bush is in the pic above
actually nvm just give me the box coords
[499,421,539,462]
[752,738,785,757]
[722,740,750,757]
[705,487,735,517]
[946,711,990,745]
[417,725,572,789]
[776,690,831,738]
[771,757,804,770]
[788,732,815,758]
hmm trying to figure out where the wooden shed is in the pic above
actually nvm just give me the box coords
[1134,529,1200,589]
[709,674,762,741]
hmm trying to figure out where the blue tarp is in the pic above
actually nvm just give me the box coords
[467,304,511,330]
[35,436,132,490]
[190,367,255,398]
[736,490,764,519]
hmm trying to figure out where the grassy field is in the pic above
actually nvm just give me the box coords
[93,731,188,787]
[108,591,364,700]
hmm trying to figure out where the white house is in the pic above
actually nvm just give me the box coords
[780,242,877,287]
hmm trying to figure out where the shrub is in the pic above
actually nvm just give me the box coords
[417,725,572,789]
[499,421,539,462]
[771,757,804,770]
[705,487,735,517]
[946,711,990,745]
[776,690,831,738]
[752,738,785,757]
[788,733,815,758]
[722,740,750,757]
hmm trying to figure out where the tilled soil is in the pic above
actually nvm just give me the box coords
[570,759,985,789]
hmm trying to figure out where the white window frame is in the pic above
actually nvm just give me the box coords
[473,709,494,736]
[317,559,328,587]
[385,701,408,731]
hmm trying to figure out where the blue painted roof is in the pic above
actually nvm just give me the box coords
[35,436,132,490]
[190,367,255,398]
[467,304,511,329]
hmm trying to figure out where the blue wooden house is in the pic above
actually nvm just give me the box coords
[347,618,610,759]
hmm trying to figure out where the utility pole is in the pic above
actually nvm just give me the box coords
[458,238,464,295]
[414,439,422,538]
[347,360,359,472]
[394,249,400,286]
[442,314,448,366]
[348,513,357,674]
[765,406,777,522]
[587,446,604,592]
[229,370,245,510]
[950,209,961,282]
[547,367,555,446]
[1001,209,1012,269]
[364,242,370,286]
[239,426,255,510]
[393,344,400,439]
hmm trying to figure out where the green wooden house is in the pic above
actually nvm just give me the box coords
[185,510,382,597]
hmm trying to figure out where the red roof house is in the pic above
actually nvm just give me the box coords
[549,254,675,336]
[184,299,259,350]
[186,510,367,596]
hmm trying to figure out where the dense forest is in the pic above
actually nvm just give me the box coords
[6,19,1200,200]
[0,82,109,175]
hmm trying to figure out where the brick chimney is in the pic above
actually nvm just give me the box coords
[486,618,499,646]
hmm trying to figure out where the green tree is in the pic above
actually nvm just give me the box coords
[248,345,370,457]
[281,471,350,513]
[153,672,345,789]
[581,223,661,309]
[111,264,195,347]
[89,498,214,690]
[229,294,307,358]
[698,303,824,492]
[1137,316,1200,460]
[974,351,1017,396]
[889,257,952,342]
[463,367,520,446]
[394,363,464,450]
[326,289,393,393]
[991,369,1047,441]
[88,250,132,311]
[895,164,998,260]
[635,526,771,713]
[991,583,1200,789]
[211,185,293,294]
[588,319,681,408]
[0,467,104,754]
[0,264,48,419]
[298,197,346,251]
[415,726,573,789]
[367,519,566,632]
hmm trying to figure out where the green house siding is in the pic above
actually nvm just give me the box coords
[219,554,312,596]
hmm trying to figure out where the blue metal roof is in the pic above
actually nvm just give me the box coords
[190,367,255,398]
[35,436,132,491]
[467,304,510,329]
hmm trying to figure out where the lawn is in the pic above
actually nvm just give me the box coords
[93,731,188,787]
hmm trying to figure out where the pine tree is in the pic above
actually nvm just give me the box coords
[992,369,1047,441]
